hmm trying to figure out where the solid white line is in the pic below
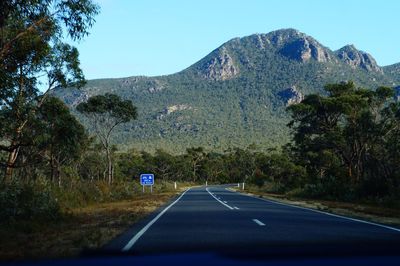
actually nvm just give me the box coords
[121,188,190,252]
[234,190,400,233]
[253,219,266,226]
[233,207,240,210]
[206,188,234,210]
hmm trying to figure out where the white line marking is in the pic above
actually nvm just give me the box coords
[233,207,240,210]
[223,201,228,203]
[253,219,265,226]
[206,188,234,210]
[234,190,400,233]
[121,188,190,251]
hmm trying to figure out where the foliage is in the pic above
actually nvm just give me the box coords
[287,82,400,199]
[76,93,137,184]
[1,97,89,185]
[0,0,99,180]
[0,180,60,223]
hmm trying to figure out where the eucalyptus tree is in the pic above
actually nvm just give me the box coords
[76,93,137,184]
[287,81,398,197]
[0,0,99,181]
[185,147,206,182]
[38,97,87,186]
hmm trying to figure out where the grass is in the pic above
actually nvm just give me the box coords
[232,185,400,227]
[0,190,182,261]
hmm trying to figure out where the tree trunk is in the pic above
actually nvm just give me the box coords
[50,155,56,183]
[4,66,24,182]
[57,170,61,188]
[4,140,20,182]
[106,148,112,184]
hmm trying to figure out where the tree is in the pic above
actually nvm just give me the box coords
[0,0,99,181]
[185,147,206,182]
[287,81,398,198]
[37,97,88,186]
[200,152,225,184]
[76,93,137,184]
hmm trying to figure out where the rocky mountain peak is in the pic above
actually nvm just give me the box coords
[264,28,334,63]
[335,44,383,73]
[199,46,239,81]
[278,37,333,63]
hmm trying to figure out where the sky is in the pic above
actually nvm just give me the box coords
[72,0,400,80]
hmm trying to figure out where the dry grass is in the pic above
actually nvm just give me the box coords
[230,187,400,227]
[0,191,180,261]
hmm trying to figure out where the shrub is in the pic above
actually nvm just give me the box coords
[0,181,61,223]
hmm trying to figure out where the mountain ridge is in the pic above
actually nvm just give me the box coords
[53,28,400,153]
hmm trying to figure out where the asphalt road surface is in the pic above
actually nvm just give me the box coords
[104,185,400,255]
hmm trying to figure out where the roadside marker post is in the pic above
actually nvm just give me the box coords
[242,182,245,190]
[206,181,208,186]
[174,181,177,190]
[140,174,155,194]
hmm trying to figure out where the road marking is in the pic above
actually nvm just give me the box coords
[223,201,228,203]
[121,188,191,251]
[253,219,265,226]
[206,188,234,210]
[233,190,400,233]
[233,207,240,210]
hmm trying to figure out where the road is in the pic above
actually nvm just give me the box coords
[104,185,400,255]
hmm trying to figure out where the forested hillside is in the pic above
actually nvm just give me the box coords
[54,29,400,153]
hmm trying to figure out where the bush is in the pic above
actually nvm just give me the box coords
[296,177,356,201]
[0,181,61,223]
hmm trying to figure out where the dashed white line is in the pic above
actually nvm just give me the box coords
[223,201,228,203]
[206,188,234,210]
[238,191,400,233]
[233,207,240,210]
[253,219,266,226]
[121,188,191,251]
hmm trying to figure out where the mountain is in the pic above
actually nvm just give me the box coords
[384,63,400,84]
[53,28,400,153]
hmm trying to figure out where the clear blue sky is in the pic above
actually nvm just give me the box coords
[73,0,400,79]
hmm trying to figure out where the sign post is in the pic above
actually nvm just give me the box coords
[140,174,155,193]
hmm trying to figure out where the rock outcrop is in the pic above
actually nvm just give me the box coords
[278,35,333,63]
[394,86,400,102]
[201,47,239,81]
[335,45,383,73]
[278,86,304,105]
[156,104,192,120]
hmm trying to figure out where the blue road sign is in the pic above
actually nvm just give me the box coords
[140,174,154,185]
